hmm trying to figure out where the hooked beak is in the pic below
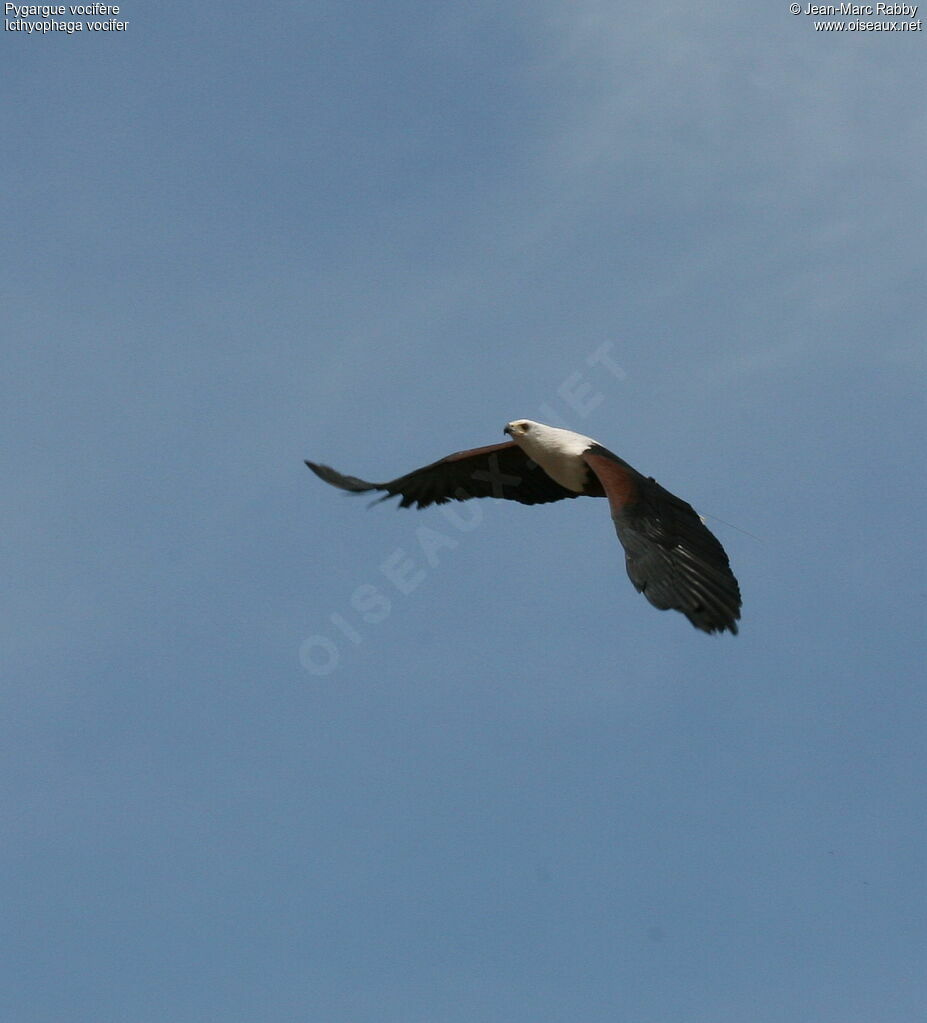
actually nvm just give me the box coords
[503,425,512,436]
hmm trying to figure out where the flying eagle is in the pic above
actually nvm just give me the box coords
[305,420,741,634]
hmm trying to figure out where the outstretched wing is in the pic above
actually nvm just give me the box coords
[584,447,741,634]
[306,440,579,510]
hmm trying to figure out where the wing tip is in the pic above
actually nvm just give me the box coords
[689,600,741,635]
[701,617,739,636]
[304,460,381,495]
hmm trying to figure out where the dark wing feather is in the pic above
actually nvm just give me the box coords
[584,448,741,634]
[306,441,579,510]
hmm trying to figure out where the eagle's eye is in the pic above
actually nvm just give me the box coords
[522,423,530,432]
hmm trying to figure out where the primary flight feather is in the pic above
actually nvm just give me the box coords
[305,420,742,635]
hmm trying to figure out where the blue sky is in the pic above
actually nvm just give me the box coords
[2,3,925,1020]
